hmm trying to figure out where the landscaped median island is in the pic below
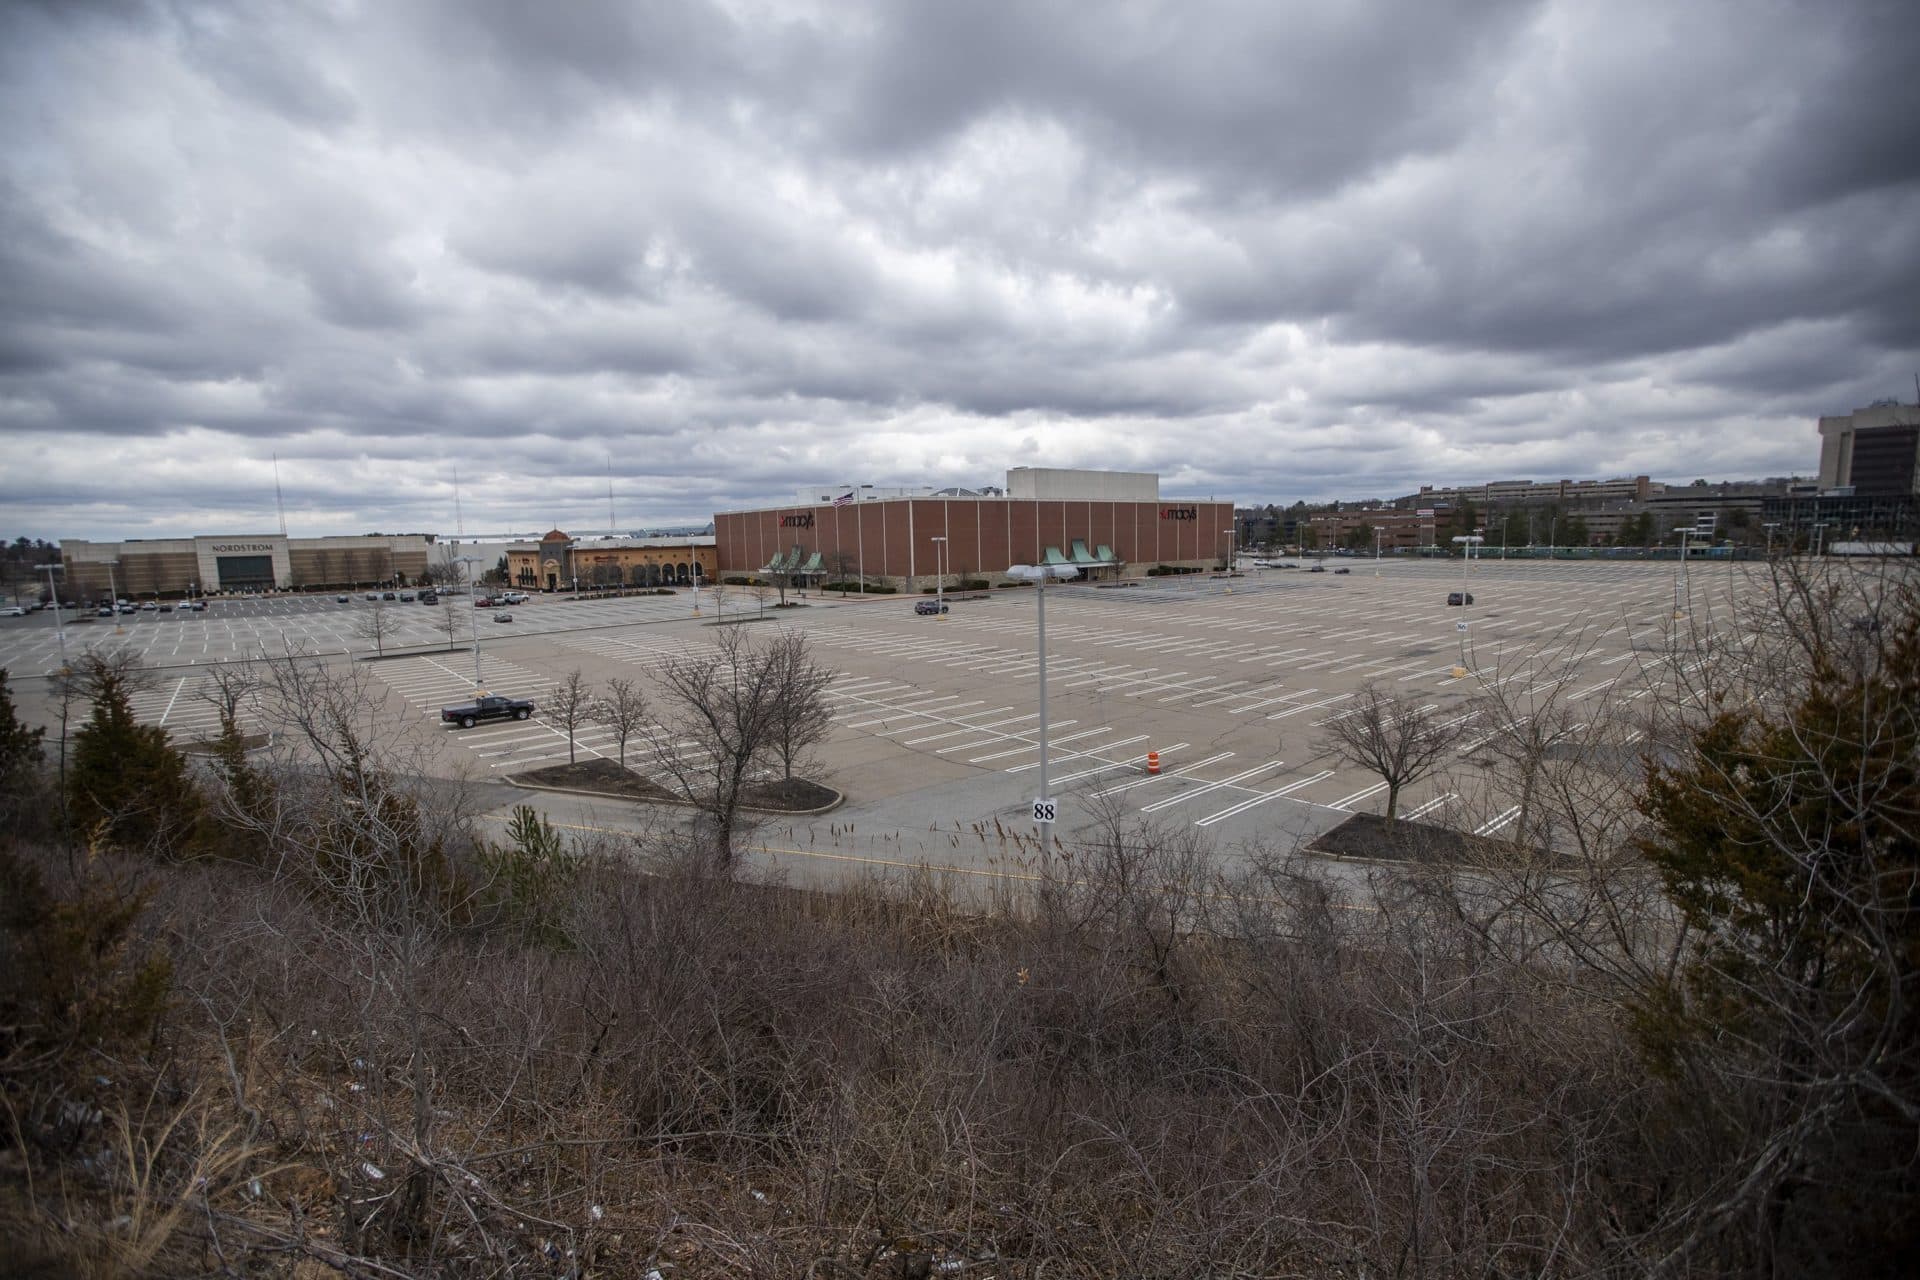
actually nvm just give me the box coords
[510,757,842,814]
[1309,812,1574,868]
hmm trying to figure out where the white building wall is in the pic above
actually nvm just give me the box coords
[1005,467,1159,501]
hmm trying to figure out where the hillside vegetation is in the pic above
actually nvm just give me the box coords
[1,565,1915,1278]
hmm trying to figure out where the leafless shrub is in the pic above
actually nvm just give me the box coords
[640,627,830,870]
[356,595,398,655]
[595,675,647,768]
[549,667,592,765]
[1318,679,1469,821]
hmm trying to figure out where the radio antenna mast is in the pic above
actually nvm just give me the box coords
[273,452,288,536]
[453,465,466,538]
[607,454,617,533]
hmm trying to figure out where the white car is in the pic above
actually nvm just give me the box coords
[0,606,26,617]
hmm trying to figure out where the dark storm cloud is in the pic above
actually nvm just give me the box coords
[2,0,1916,539]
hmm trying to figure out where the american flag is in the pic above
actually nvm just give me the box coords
[831,491,854,507]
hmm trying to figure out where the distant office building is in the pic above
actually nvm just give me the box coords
[60,533,435,599]
[716,468,1232,589]
[1818,400,1920,496]
[1409,475,1658,509]
[1305,509,1438,550]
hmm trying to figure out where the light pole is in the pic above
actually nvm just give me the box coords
[35,563,68,671]
[1374,526,1383,576]
[1763,522,1779,560]
[1811,522,1832,558]
[105,561,125,634]
[1450,534,1483,678]
[931,535,948,616]
[692,562,702,616]
[1672,529,1701,618]
[1005,562,1080,837]
[459,556,485,688]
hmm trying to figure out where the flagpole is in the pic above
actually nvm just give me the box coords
[855,486,864,594]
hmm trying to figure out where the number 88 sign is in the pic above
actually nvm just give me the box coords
[1032,798,1058,824]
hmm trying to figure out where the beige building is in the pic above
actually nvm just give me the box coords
[504,530,719,591]
[61,534,435,599]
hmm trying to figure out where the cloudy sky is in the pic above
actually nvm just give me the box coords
[4,0,1917,540]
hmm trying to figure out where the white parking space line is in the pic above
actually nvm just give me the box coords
[1195,768,1335,826]
[1404,793,1457,820]
[1140,760,1290,812]
[967,724,1106,764]
[1005,733,1149,773]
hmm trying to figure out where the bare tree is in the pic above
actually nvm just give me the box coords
[549,668,593,765]
[640,628,794,868]
[195,662,261,737]
[356,596,396,655]
[825,549,858,596]
[595,676,648,769]
[763,630,832,782]
[435,593,466,652]
[1317,680,1467,822]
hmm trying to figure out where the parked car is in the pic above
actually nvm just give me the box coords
[1333,567,1350,574]
[1447,591,1474,606]
[399,591,416,602]
[364,592,380,601]
[493,611,513,623]
[382,591,397,601]
[140,601,158,610]
[1307,565,1325,573]
[418,590,438,605]
[157,604,173,613]
[474,596,495,608]
[914,599,949,615]
[335,594,350,603]
[183,601,207,612]
[0,606,26,617]
[440,694,536,729]
[97,606,114,617]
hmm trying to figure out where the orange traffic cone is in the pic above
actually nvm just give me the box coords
[1146,751,1161,775]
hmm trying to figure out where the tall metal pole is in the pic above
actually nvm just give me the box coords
[107,561,124,634]
[1035,574,1049,829]
[36,563,67,670]
[460,556,484,688]
[932,536,947,616]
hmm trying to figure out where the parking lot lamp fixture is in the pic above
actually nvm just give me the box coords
[459,556,485,688]
[931,536,947,616]
[1005,563,1080,835]
[35,563,67,670]
[1449,535,1483,678]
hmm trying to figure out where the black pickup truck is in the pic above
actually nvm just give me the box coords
[440,694,536,729]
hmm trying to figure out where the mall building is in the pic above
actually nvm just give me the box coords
[60,533,436,600]
[714,468,1236,590]
[504,531,719,591]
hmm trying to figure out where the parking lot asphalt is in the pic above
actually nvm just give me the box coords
[7,559,1767,874]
